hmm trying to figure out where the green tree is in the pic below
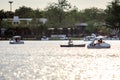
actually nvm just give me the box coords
[97,26,112,35]
[63,7,79,27]
[45,0,71,28]
[45,6,64,27]
[105,0,120,29]
[15,6,34,18]
[0,10,14,28]
[0,10,5,27]
[85,20,97,33]
[54,0,71,10]
[34,9,44,18]
[81,7,106,22]
[4,11,14,18]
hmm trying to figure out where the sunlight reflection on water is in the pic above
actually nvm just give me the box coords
[0,40,120,80]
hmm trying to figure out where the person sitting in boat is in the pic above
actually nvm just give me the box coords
[97,38,104,44]
[15,38,20,42]
[91,38,104,46]
[68,39,73,46]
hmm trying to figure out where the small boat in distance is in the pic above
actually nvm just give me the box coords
[84,33,96,41]
[9,36,24,44]
[41,36,49,41]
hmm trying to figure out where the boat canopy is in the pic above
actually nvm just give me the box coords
[13,36,21,39]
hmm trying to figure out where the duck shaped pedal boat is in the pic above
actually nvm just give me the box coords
[9,36,24,44]
[87,36,110,49]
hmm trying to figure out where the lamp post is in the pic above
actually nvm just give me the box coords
[9,1,13,12]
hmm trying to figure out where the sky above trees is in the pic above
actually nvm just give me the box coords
[1,0,113,11]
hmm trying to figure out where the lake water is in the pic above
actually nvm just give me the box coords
[0,40,120,80]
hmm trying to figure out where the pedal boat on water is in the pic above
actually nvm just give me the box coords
[87,36,110,49]
[9,36,24,44]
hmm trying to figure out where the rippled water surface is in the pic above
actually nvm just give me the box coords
[0,40,120,80]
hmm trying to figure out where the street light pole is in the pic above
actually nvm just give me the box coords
[9,1,13,12]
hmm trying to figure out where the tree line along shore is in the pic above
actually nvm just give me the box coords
[0,0,120,40]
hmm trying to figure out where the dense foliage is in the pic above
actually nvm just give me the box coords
[0,0,119,39]
[105,0,120,29]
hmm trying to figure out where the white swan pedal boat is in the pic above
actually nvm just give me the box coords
[9,36,24,44]
[87,36,110,49]
[87,43,110,48]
